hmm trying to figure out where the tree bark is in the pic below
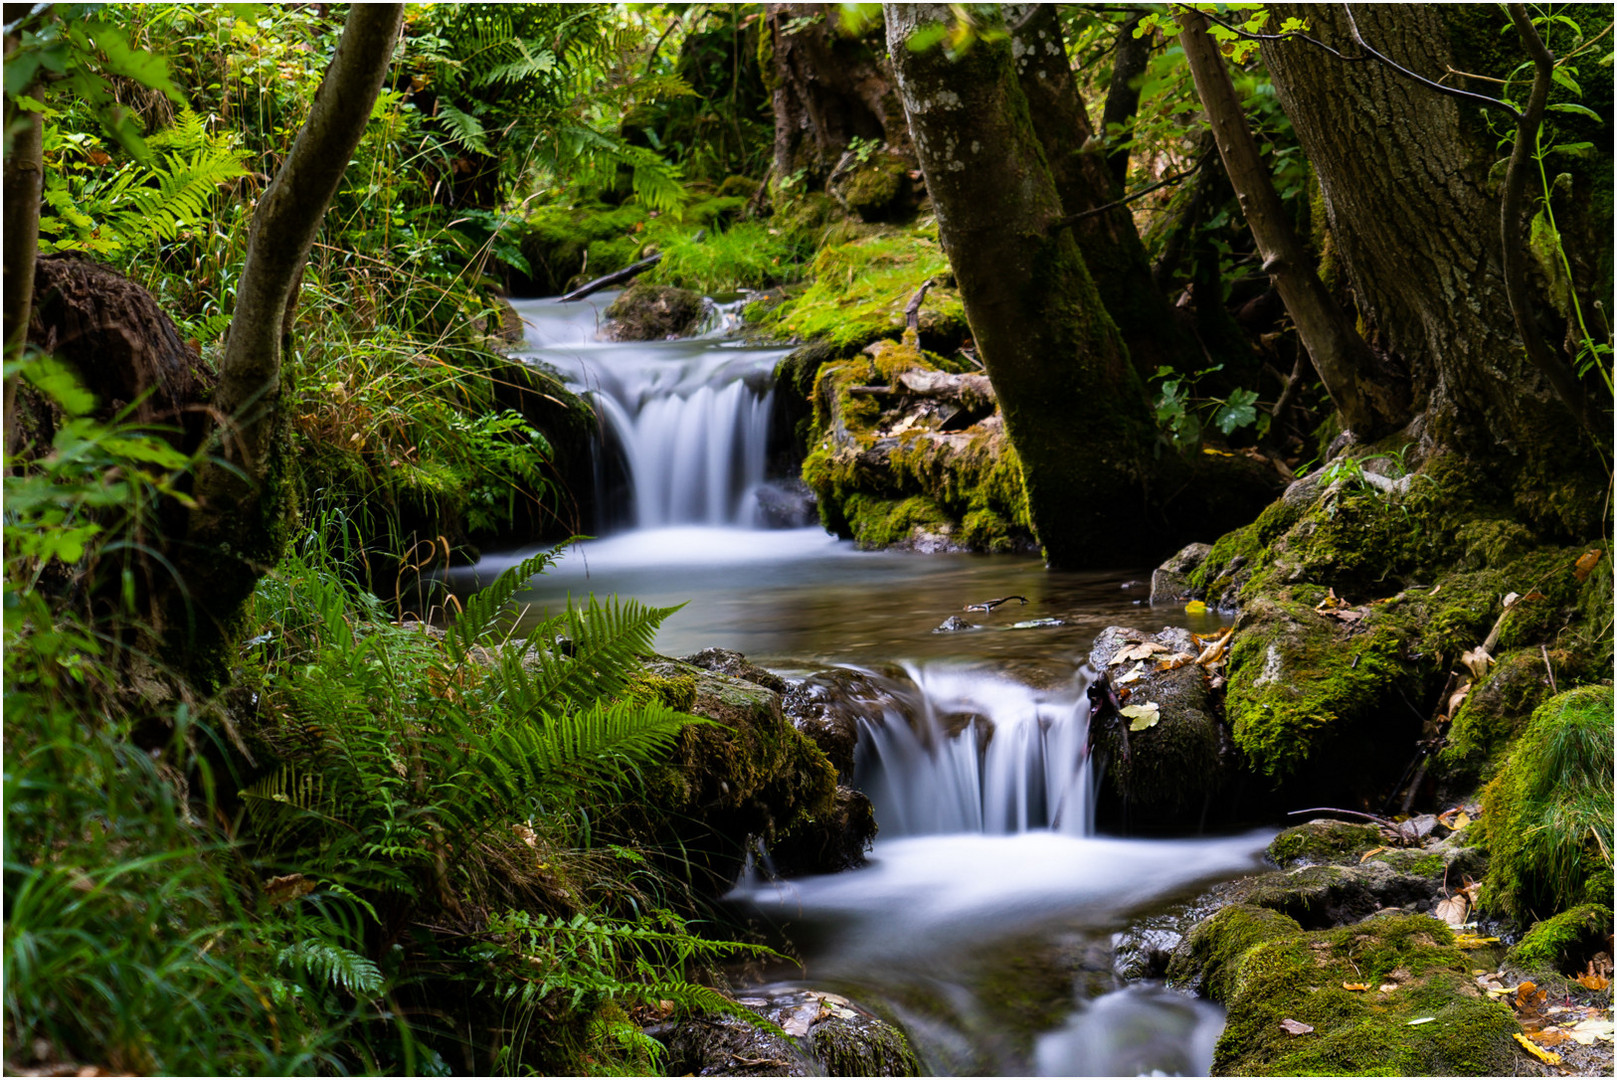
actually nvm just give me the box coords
[3,56,43,453]
[765,3,911,186]
[1006,4,1199,378]
[1100,15,1150,190]
[1260,4,1610,533]
[1180,8,1408,441]
[173,4,404,673]
[884,3,1155,568]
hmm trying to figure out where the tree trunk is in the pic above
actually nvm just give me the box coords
[1006,4,1199,378]
[765,3,911,186]
[1261,4,1610,534]
[1180,8,1409,441]
[3,56,43,453]
[170,4,404,677]
[1100,15,1150,191]
[884,3,1155,568]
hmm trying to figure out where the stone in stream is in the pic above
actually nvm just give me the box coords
[1150,541,1213,605]
[603,280,707,340]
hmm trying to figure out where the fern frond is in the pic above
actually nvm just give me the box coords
[481,699,702,804]
[445,545,568,664]
[436,100,492,156]
[278,939,383,996]
[106,141,248,248]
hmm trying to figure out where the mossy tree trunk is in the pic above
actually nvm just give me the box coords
[883,3,1156,568]
[167,4,405,680]
[764,3,912,187]
[1260,4,1611,534]
[1007,4,1200,379]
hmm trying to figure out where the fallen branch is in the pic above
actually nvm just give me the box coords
[905,279,934,332]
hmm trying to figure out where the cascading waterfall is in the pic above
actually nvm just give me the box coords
[510,294,783,528]
[850,664,1096,838]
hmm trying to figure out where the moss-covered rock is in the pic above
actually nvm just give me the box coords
[664,988,920,1077]
[1166,903,1302,1000]
[604,281,707,340]
[829,150,913,223]
[782,665,918,776]
[1198,912,1523,1075]
[1267,820,1383,868]
[769,784,877,876]
[1477,685,1614,922]
[1508,902,1615,977]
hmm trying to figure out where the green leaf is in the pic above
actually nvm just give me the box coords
[1550,68,1582,95]
[1212,388,1260,435]
[22,355,98,416]
[1546,102,1602,121]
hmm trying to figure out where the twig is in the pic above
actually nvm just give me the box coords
[1050,152,1209,230]
[905,279,934,332]
[1288,806,1397,828]
[1541,644,1557,694]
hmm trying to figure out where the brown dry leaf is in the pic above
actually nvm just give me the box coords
[1112,642,1166,664]
[1574,548,1603,582]
[1529,1029,1570,1047]
[1378,983,1398,993]
[1359,846,1388,863]
[1342,982,1371,992]
[1574,972,1611,991]
[1154,653,1194,671]
[1460,646,1493,681]
[263,873,317,906]
[1433,894,1470,927]
[1513,1032,1562,1065]
[1446,682,1472,717]
[1279,1018,1314,1035]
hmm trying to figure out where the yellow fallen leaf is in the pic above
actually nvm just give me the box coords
[1574,548,1602,582]
[1513,1032,1562,1065]
[1567,1017,1615,1045]
[1359,846,1388,863]
[1185,600,1207,614]
[1575,973,1611,991]
[1115,661,1147,685]
[1343,982,1370,992]
[1453,934,1500,949]
[1121,702,1160,731]
[1451,810,1471,830]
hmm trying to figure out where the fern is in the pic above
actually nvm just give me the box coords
[279,939,384,996]
[436,100,492,156]
[444,545,567,664]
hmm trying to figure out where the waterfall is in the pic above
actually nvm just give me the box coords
[851,664,1096,838]
[511,294,784,529]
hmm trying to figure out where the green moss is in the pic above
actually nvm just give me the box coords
[1477,686,1614,922]
[645,220,808,293]
[809,1013,920,1077]
[627,671,697,712]
[1507,903,1615,973]
[835,153,910,222]
[1210,914,1522,1076]
[841,494,952,549]
[759,226,966,349]
[1267,820,1383,868]
[1439,650,1554,784]
[1167,903,1302,1001]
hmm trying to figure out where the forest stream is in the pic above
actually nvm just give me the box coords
[445,293,1279,1076]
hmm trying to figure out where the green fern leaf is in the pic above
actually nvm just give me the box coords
[278,939,383,996]
[445,545,569,663]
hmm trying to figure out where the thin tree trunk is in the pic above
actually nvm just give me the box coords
[174,4,404,674]
[884,3,1155,568]
[3,63,43,453]
[1100,14,1150,190]
[1007,4,1198,378]
[1179,7,1408,441]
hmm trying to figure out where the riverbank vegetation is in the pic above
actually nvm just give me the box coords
[6,3,1612,1075]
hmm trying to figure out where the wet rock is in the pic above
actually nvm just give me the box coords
[1151,541,1212,605]
[753,478,819,529]
[664,988,920,1077]
[681,647,788,694]
[933,615,976,633]
[1266,819,1383,868]
[769,784,878,876]
[783,666,922,776]
[1112,916,1186,982]
[1087,626,1231,831]
[471,294,525,344]
[604,280,707,340]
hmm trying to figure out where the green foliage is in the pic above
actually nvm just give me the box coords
[1507,903,1615,973]
[1151,363,1268,452]
[1478,686,1614,922]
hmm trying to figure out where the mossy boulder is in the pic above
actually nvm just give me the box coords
[1477,685,1614,922]
[829,150,913,223]
[783,665,920,775]
[1506,902,1615,975]
[637,656,838,888]
[1087,626,1233,830]
[1151,542,1212,605]
[604,281,707,340]
[1185,912,1522,1075]
[663,988,919,1077]
[768,784,877,876]
[1166,903,1302,999]
[1266,820,1383,868]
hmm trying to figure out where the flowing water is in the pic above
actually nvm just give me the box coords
[446,294,1273,1075]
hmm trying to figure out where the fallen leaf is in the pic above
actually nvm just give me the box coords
[1460,646,1493,681]
[1185,600,1207,614]
[1408,1017,1435,1025]
[1115,661,1147,685]
[1574,548,1602,582]
[1279,1018,1314,1035]
[1359,846,1388,862]
[1567,1017,1616,1045]
[1121,702,1161,731]
[1513,1032,1562,1065]
[1343,982,1370,992]
[1315,588,1349,612]
[1446,682,1472,717]
[1154,652,1194,671]
[263,873,316,905]
[1434,894,1470,927]
[1379,983,1398,993]
[1575,973,1611,991]
[1502,591,1521,609]
[1454,934,1499,949]
[1112,642,1168,664]
[1529,1029,1569,1047]
[1451,810,1472,830]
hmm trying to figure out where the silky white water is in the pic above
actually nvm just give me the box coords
[455,292,1267,1075]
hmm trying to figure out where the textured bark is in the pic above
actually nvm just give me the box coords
[1006,4,1197,378]
[173,5,404,673]
[3,56,43,452]
[1100,15,1150,190]
[1261,4,1610,532]
[765,4,911,185]
[1181,8,1409,441]
[884,4,1155,568]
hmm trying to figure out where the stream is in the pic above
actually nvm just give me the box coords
[446,293,1276,1076]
